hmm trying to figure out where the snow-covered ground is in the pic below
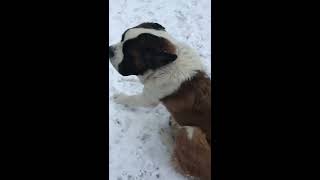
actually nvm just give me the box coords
[109,0,211,179]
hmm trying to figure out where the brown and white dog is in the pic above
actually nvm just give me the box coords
[109,22,211,180]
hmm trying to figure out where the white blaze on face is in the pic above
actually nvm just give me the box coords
[109,28,176,72]
[122,28,175,43]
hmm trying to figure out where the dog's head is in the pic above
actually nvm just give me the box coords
[109,23,178,76]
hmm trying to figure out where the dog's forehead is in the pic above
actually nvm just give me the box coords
[122,28,172,43]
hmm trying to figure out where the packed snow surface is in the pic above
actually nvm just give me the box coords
[109,0,211,179]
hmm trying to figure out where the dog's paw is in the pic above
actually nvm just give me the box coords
[112,93,131,106]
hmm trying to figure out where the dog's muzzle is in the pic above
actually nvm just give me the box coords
[109,46,115,58]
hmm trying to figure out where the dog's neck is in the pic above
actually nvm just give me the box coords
[138,41,204,100]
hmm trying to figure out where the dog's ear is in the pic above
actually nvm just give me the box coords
[145,51,177,70]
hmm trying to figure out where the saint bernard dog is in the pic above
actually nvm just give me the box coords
[109,22,211,180]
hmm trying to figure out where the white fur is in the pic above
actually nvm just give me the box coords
[110,27,204,107]
[170,116,181,138]
[113,93,159,107]
[138,41,203,101]
[123,28,176,44]
[185,127,195,140]
[109,42,123,71]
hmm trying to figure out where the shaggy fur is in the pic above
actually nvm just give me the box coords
[172,126,211,180]
[109,22,211,180]
[110,28,204,107]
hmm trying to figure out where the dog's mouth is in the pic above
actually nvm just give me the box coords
[109,46,115,59]
[108,46,120,72]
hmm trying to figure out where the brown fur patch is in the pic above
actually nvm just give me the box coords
[161,71,212,144]
[172,127,211,180]
[119,33,177,76]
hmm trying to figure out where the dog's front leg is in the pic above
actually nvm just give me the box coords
[112,93,159,108]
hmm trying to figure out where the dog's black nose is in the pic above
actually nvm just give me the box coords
[109,46,114,58]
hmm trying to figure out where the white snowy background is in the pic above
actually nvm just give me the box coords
[109,0,211,179]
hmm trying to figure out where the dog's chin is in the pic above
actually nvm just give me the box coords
[118,67,133,76]
[119,71,131,76]
[109,61,131,76]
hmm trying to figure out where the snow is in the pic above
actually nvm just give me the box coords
[109,0,211,179]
